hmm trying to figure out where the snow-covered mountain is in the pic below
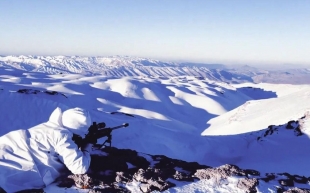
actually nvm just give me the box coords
[0,55,255,83]
[0,56,232,79]
[1,56,310,192]
[2,55,310,85]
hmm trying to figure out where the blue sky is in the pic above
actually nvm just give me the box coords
[0,0,309,66]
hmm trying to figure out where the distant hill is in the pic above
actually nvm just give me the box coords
[0,55,252,83]
[1,55,310,84]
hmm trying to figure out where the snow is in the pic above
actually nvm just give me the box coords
[1,58,310,192]
[199,83,310,176]
[203,83,310,135]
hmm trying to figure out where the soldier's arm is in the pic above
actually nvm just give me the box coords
[54,132,91,174]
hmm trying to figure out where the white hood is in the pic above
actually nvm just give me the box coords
[62,107,92,137]
[48,107,64,127]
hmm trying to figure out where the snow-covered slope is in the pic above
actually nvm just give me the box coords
[202,113,310,175]
[0,69,252,162]
[203,83,310,135]
[200,82,310,176]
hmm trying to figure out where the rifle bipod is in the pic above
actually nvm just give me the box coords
[94,134,112,149]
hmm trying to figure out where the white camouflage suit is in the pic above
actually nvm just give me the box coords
[0,107,92,193]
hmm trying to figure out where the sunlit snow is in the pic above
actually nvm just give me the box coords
[1,57,310,192]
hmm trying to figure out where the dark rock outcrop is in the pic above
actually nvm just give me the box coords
[50,147,309,193]
[51,147,310,192]
[256,115,309,142]
[286,188,310,193]
[15,146,310,193]
[237,178,259,193]
[16,88,67,98]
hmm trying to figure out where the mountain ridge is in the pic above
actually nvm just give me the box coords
[2,55,310,85]
[0,55,254,83]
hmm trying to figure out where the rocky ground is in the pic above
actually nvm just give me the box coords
[10,146,310,193]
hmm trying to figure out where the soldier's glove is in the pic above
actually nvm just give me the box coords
[81,143,93,154]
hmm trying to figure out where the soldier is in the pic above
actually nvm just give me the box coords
[0,107,93,193]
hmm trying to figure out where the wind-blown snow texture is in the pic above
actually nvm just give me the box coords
[1,55,310,192]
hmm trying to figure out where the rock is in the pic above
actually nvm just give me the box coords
[51,147,309,193]
[286,121,296,129]
[293,175,308,184]
[264,125,277,137]
[90,154,128,172]
[279,179,294,187]
[277,187,286,193]
[133,168,176,192]
[89,186,131,193]
[99,147,150,170]
[245,169,260,176]
[111,112,135,117]
[173,170,194,182]
[16,89,39,94]
[0,188,5,193]
[146,179,175,192]
[68,174,94,189]
[261,173,276,182]
[115,171,132,183]
[16,88,67,98]
[44,90,68,98]
[139,183,150,193]
[237,178,259,193]
[294,126,303,136]
[56,176,75,188]
[284,187,310,193]
[152,155,208,175]
[15,189,44,193]
[133,168,152,183]
[194,164,247,180]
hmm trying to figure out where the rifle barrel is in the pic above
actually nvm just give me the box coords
[109,123,129,130]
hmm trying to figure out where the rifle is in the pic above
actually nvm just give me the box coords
[72,122,129,149]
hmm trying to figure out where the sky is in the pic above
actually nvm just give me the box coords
[0,0,310,66]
